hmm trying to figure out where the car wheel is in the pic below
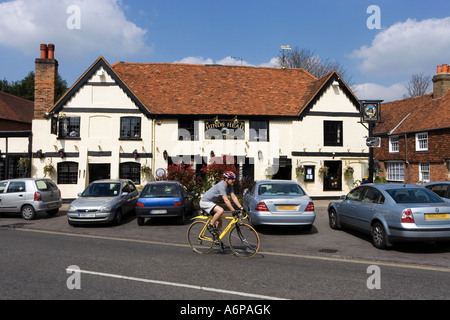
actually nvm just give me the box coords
[177,210,186,225]
[112,208,122,226]
[372,222,387,249]
[328,208,340,230]
[21,205,36,220]
[137,216,145,226]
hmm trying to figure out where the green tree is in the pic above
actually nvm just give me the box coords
[0,72,68,101]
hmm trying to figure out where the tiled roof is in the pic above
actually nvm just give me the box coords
[0,91,34,124]
[112,62,322,116]
[374,89,450,135]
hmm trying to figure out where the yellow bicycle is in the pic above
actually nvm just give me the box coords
[187,210,260,258]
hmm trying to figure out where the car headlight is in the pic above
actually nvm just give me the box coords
[68,205,75,212]
[98,205,112,212]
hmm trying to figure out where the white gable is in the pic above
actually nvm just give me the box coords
[63,66,140,111]
[310,85,359,113]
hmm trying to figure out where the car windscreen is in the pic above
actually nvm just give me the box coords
[140,184,179,198]
[82,183,121,197]
[386,188,445,203]
[258,183,305,196]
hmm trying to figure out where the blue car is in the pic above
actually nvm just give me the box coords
[136,181,194,225]
[328,183,450,249]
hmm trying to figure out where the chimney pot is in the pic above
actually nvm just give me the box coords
[47,44,55,59]
[40,44,48,59]
[433,63,450,99]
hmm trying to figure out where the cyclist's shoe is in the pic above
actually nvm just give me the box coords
[207,224,220,244]
[215,241,226,253]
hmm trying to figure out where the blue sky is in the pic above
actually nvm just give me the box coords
[1,0,450,101]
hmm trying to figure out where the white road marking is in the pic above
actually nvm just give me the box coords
[66,267,288,300]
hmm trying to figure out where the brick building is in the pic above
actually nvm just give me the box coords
[373,64,450,184]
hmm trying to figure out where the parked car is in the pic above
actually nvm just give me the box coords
[242,180,315,229]
[328,183,450,249]
[0,178,62,220]
[424,181,450,203]
[135,181,194,225]
[67,179,139,226]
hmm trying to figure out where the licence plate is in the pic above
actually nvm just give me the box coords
[150,209,167,214]
[48,203,57,208]
[425,213,450,220]
[78,213,95,218]
[277,205,297,211]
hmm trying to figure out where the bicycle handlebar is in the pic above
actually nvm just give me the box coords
[231,209,246,217]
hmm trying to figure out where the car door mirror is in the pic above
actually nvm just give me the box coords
[243,189,249,196]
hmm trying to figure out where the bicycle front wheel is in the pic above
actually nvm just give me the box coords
[228,223,260,258]
[187,220,214,254]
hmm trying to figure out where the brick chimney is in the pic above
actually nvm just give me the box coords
[34,43,58,119]
[432,64,450,99]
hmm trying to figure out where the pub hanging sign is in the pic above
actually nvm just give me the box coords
[204,116,245,139]
[360,100,382,123]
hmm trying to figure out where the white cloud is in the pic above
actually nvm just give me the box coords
[259,57,280,68]
[216,56,252,66]
[173,56,214,64]
[0,0,150,58]
[352,17,450,79]
[354,82,408,102]
[174,56,279,68]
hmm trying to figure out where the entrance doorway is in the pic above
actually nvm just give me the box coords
[89,164,111,183]
[272,157,292,180]
[323,160,342,191]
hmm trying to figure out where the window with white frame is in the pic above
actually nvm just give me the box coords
[419,163,430,182]
[386,162,404,181]
[389,136,399,153]
[415,132,428,151]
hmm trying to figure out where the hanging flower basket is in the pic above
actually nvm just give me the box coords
[140,165,152,180]
[295,165,305,178]
[319,166,329,178]
[344,166,354,177]
[43,164,55,177]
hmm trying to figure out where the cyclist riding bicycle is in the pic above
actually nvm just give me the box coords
[200,171,243,242]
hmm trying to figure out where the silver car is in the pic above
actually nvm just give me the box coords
[243,180,316,229]
[0,178,62,220]
[67,179,139,226]
[328,183,450,249]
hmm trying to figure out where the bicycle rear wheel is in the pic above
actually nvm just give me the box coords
[228,223,260,258]
[187,220,214,254]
